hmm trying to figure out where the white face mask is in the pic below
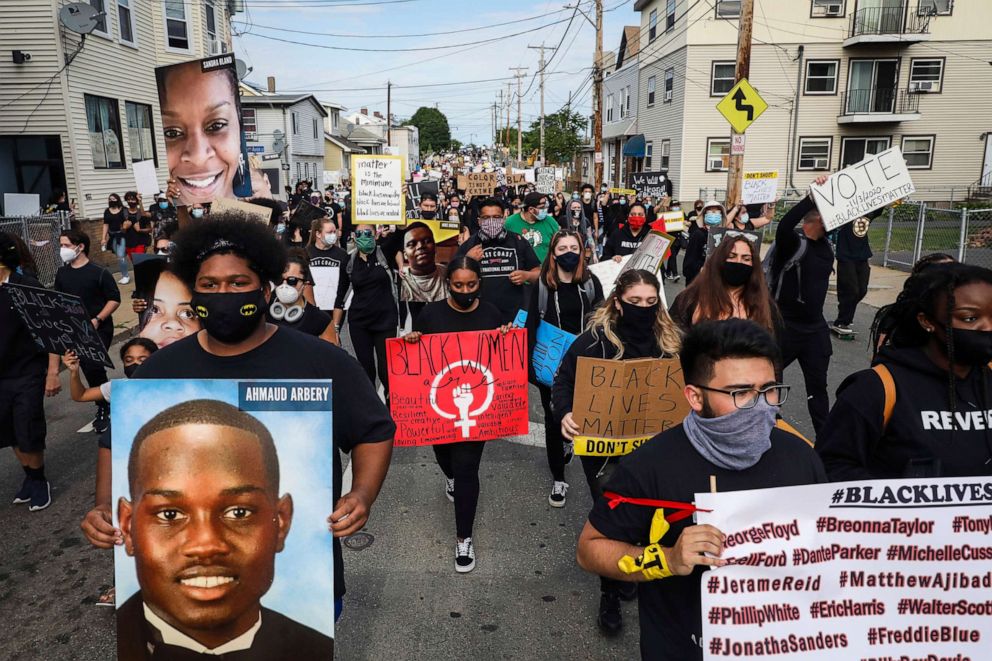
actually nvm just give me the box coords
[275,283,300,305]
[59,246,78,263]
[323,232,337,245]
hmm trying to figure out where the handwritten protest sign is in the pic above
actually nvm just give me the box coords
[210,197,273,224]
[630,171,673,199]
[708,227,764,256]
[588,255,630,298]
[2,282,113,368]
[698,476,992,660]
[810,147,915,231]
[741,170,778,205]
[536,167,556,195]
[512,310,577,388]
[465,172,499,198]
[618,230,674,306]
[132,160,159,197]
[572,357,689,456]
[653,211,685,234]
[386,329,529,445]
[351,154,405,225]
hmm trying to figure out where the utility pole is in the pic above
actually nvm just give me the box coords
[509,67,528,163]
[386,80,392,147]
[492,102,497,147]
[725,0,754,206]
[528,44,551,164]
[505,82,512,155]
[593,0,604,191]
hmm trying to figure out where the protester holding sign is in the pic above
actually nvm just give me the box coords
[405,256,512,573]
[0,232,60,512]
[55,229,121,434]
[576,319,825,660]
[669,234,779,337]
[767,176,833,436]
[818,263,992,480]
[552,269,681,636]
[504,192,560,262]
[602,203,650,262]
[525,230,604,507]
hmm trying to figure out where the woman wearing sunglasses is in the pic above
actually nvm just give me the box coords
[267,248,339,344]
[342,224,398,400]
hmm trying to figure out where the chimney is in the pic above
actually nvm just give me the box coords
[360,108,368,116]
[266,76,276,93]
[373,111,382,119]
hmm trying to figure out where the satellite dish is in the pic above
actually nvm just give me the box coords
[59,2,104,35]
[272,129,286,154]
[235,59,252,81]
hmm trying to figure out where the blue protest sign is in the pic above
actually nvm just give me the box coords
[513,310,578,387]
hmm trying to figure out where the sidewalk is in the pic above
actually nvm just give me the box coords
[110,278,140,343]
[829,262,907,310]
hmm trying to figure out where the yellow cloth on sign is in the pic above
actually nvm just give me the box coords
[617,508,673,580]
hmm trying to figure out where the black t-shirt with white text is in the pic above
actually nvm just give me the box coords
[453,232,540,324]
[589,424,826,660]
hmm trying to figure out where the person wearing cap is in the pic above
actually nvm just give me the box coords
[504,192,560,262]
[682,200,726,285]
[149,192,176,230]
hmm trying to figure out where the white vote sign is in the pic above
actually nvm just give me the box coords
[741,171,778,205]
[809,147,914,231]
[697,477,992,660]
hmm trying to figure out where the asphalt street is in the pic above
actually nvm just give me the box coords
[0,282,881,660]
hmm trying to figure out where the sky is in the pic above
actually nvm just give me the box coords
[232,0,640,144]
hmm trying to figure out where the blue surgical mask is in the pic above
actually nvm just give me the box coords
[704,212,722,226]
[739,213,750,225]
[536,209,549,221]
[158,201,168,210]
[191,208,204,219]
[619,198,627,206]
[571,193,580,201]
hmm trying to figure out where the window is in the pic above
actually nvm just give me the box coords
[87,1,110,37]
[242,108,257,140]
[716,0,741,18]
[626,86,631,114]
[804,60,839,94]
[846,59,899,114]
[117,0,136,45]
[647,76,656,106]
[204,0,224,54]
[661,139,671,170]
[909,58,944,92]
[841,137,890,168]
[666,0,677,31]
[164,0,190,51]
[711,61,736,96]
[292,111,299,134]
[125,102,156,165]
[606,94,614,122]
[313,118,319,139]
[649,9,658,41]
[706,138,730,172]
[797,137,832,170]
[918,0,952,15]
[902,136,935,169]
[85,95,125,169]
[664,68,674,102]
[811,0,845,16]
[619,88,627,119]
[645,141,654,170]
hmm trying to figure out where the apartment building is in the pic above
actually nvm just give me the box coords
[603,27,641,188]
[630,0,992,202]
[1,0,240,218]
[240,94,328,191]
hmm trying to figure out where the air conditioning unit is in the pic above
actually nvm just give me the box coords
[665,90,673,101]
[209,38,225,55]
[814,158,829,169]
[909,81,935,93]
[825,3,843,16]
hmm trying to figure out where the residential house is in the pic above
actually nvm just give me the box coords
[240,92,328,192]
[341,108,419,175]
[1,0,239,218]
[389,125,420,175]
[603,27,641,187]
[632,0,992,203]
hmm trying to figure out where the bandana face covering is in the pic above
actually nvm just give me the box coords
[682,399,776,470]
[479,217,506,241]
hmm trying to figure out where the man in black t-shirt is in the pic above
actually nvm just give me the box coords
[830,206,885,336]
[115,213,394,622]
[577,320,825,660]
[55,228,120,433]
[453,198,540,323]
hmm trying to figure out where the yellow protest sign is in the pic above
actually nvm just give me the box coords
[715,78,768,134]
[609,188,636,196]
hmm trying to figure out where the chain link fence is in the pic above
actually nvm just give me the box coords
[0,212,71,287]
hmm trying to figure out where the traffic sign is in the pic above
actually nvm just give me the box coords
[731,134,746,155]
[716,78,768,134]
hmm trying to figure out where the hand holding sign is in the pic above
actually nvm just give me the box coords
[809,147,914,231]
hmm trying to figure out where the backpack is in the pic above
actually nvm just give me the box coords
[873,364,897,431]
[762,233,808,303]
[537,278,597,321]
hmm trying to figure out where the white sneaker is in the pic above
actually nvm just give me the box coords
[118,276,130,284]
[455,537,475,573]
[444,477,455,502]
[549,481,568,508]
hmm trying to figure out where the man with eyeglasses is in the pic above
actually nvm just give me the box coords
[504,192,560,262]
[576,319,825,661]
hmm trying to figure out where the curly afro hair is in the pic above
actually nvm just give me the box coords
[170,211,287,288]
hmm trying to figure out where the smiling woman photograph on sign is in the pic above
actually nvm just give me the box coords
[156,55,252,207]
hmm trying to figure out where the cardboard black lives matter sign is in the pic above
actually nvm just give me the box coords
[3,282,114,368]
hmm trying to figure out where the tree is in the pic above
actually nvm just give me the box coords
[522,108,586,165]
[403,107,451,154]
[450,139,463,151]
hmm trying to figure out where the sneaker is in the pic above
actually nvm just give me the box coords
[597,590,622,636]
[12,476,32,504]
[455,537,476,573]
[831,322,854,335]
[563,440,574,466]
[672,275,681,283]
[549,481,568,508]
[118,276,130,285]
[93,405,110,434]
[444,477,455,503]
[618,581,638,601]
[29,480,51,512]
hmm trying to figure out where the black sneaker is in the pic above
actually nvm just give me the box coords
[93,404,110,434]
[830,322,854,335]
[618,581,638,601]
[12,476,32,504]
[455,537,475,573]
[597,590,622,636]
[549,481,568,508]
[29,480,51,512]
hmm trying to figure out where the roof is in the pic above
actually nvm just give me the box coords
[240,94,328,116]
[325,132,365,152]
[345,125,386,144]
[616,25,640,70]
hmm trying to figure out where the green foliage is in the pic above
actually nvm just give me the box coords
[524,108,586,165]
[404,107,452,153]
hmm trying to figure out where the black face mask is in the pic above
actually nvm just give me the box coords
[450,290,478,310]
[555,251,581,273]
[720,261,753,288]
[123,364,140,378]
[190,289,266,344]
[421,210,437,220]
[942,326,992,366]
[618,300,659,336]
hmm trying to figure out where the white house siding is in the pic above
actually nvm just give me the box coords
[603,57,640,187]
[638,47,688,198]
